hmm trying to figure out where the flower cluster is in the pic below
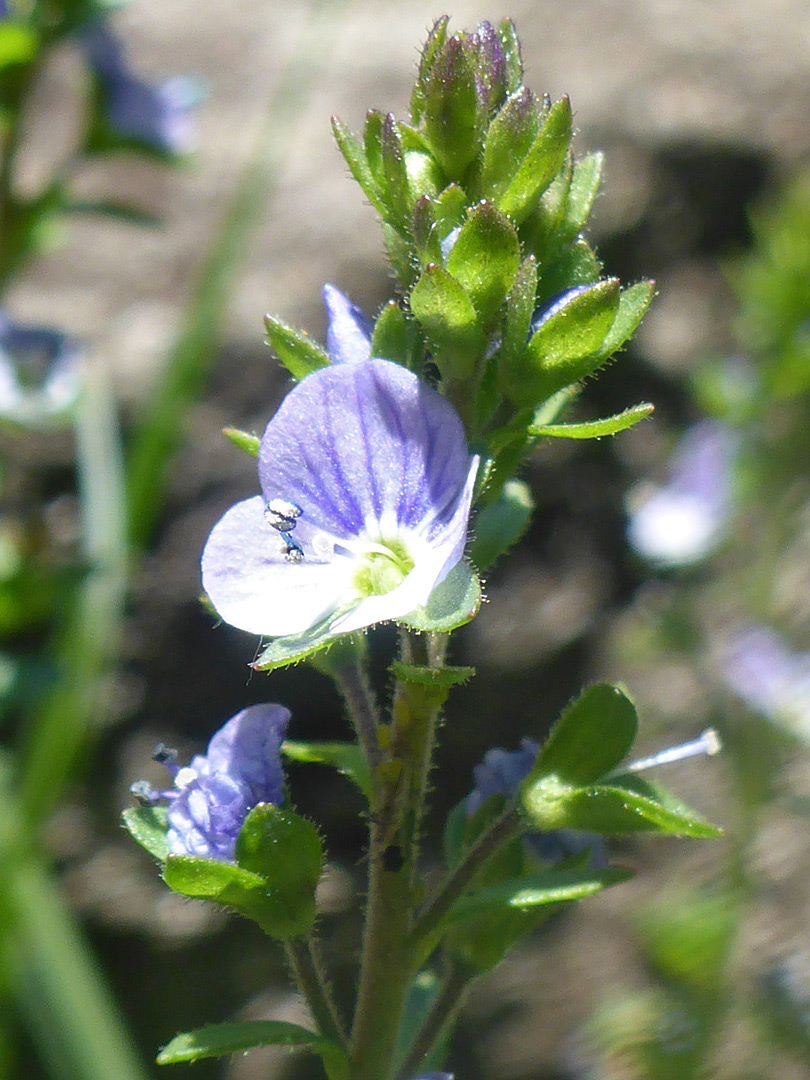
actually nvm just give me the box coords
[133,704,289,861]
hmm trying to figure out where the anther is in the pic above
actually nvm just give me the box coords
[265,498,303,534]
[130,779,157,805]
[152,743,178,765]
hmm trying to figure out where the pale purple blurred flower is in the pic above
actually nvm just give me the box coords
[627,420,739,566]
[466,740,606,867]
[0,313,81,427]
[323,284,372,364]
[82,21,196,155]
[134,704,290,862]
[0,2,9,18]
[716,624,810,735]
[202,358,478,639]
[412,1074,453,1079]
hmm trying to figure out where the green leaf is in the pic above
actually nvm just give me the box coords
[331,116,386,218]
[563,151,604,237]
[410,16,450,125]
[370,301,421,367]
[531,402,654,440]
[478,87,540,202]
[222,427,260,456]
[264,314,329,379]
[282,740,373,801]
[156,1020,345,1075]
[504,278,620,405]
[530,683,638,786]
[0,23,38,69]
[447,866,633,922]
[497,96,572,224]
[496,19,523,93]
[234,804,322,937]
[380,113,413,230]
[409,263,484,378]
[394,971,445,1074]
[121,805,169,862]
[432,183,469,241]
[253,622,354,673]
[400,560,481,632]
[539,236,602,297]
[390,661,476,688]
[469,478,534,570]
[162,856,284,933]
[446,201,521,325]
[591,280,655,362]
[523,776,723,837]
[500,255,538,369]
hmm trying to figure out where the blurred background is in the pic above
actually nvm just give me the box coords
[4,1,810,1078]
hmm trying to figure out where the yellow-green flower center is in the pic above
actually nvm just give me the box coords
[353,537,415,597]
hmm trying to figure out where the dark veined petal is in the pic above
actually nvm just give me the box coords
[257,358,473,539]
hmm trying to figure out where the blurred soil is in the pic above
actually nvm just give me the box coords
[9,1,810,1077]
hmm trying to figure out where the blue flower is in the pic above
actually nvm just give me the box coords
[466,740,606,867]
[626,420,739,566]
[0,313,81,428]
[322,284,373,364]
[136,704,290,862]
[202,358,478,639]
[81,21,197,155]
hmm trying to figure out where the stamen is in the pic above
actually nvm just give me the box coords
[130,779,157,805]
[618,729,722,776]
[283,535,304,562]
[152,742,177,765]
[265,498,303,534]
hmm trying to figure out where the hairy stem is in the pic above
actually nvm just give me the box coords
[333,649,383,778]
[410,806,518,963]
[350,629,450,1079]
[285,937,347,1051]
[396,960,474,1080]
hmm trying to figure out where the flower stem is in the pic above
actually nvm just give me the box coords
[333,649,383,779]
[285,936,348,1051]
[396,960,475,1080]
[410,806,518,963]
[350,629,449,1079]
[349,814,414,1080]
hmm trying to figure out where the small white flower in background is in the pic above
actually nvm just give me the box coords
[627,420,739,567]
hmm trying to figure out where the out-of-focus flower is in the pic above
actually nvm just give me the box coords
[411,1074,453,1079]
[132,704,290,862]
[202,358,478,640]
[0,313,81,428]
[626,420,739,566]
[466,739,606,867]
[715,624,810,736]
[81,21,197,155]
[323,283,373,364]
